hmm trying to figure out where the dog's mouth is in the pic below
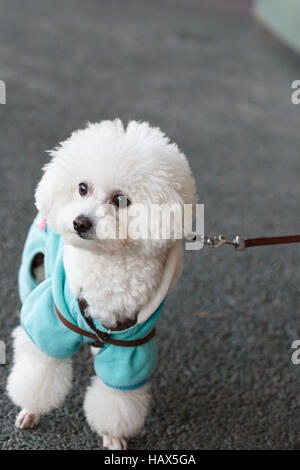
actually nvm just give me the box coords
[75,230,95,240]
[71,228,132,255]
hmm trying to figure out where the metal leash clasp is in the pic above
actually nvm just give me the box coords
[202,234,246,251]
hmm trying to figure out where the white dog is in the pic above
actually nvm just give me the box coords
[7,120,196,450]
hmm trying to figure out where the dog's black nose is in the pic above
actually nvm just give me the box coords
[73,215,93,233]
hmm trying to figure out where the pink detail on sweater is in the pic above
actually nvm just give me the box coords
[36,216,47,232]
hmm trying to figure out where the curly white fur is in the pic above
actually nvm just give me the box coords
[7,120,196,449]
[7,326,73,415]
[84,377,151,448]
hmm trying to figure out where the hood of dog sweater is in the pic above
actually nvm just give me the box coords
[19,213,164,390]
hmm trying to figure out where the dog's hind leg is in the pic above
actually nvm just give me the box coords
[6,326,73,429]
[83,376,151,450]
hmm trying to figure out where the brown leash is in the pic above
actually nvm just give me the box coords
[242,235,300,249]
[199,234,300,250]
[55,305,156,348]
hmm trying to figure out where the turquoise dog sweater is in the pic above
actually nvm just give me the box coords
[19,214,164,390]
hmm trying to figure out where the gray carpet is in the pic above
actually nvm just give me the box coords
[1,0,300,450]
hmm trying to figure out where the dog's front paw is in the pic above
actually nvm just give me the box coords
[102,434,128,450]
[15,409,40,429]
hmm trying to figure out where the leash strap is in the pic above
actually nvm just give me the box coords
[199,234,300,250]
[243,235,300,248]
[55,305,156,348]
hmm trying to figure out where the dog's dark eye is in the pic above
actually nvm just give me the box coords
[112,194,131,208]
[79,182,88,196]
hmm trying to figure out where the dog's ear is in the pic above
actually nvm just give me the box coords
[160,153,197,241]
[35,167,52,218]
[137,241,183,323]
[35,155,60,219]
[159,191,195,241]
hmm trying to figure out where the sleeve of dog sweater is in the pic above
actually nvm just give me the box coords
[19,215,82,360]
[18,213,48,304]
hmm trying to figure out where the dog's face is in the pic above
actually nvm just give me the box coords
[35,120,196,254]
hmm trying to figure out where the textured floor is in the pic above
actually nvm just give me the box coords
[1,0,300,450]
